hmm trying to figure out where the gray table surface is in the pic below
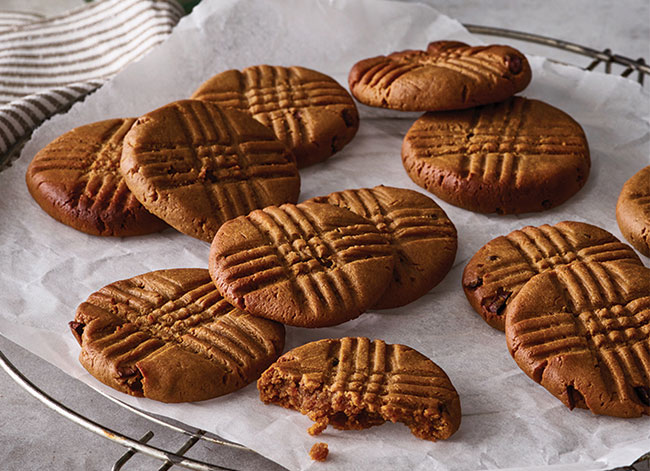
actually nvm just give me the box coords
[1,1,648,470]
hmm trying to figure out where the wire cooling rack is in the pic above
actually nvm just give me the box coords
[1,25,649,471]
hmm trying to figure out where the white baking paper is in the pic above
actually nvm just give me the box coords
[1,0,649,470]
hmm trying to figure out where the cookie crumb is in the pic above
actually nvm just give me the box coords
[308,421,327,436]
[309,442,329,462]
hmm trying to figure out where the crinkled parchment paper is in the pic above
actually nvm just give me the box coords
[1,1,649,470]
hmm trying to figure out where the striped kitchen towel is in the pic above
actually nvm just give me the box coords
[0,0,184,164]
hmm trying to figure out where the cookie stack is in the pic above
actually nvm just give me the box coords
[208,185,458,328]
[26,65,360,241]
[349,40,591,214]
[462,221,650,417]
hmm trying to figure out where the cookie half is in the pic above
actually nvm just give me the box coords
[70,268,285,403]
[506,261,650,418]
[349,40,531,111]
[617,166,650,257]
[463,221,642,331]
[192,65,359,168]
[25,118,167,236]
[209,202,395,327]
[309,186,457,309]
[120,99,300,242]
[258,337,461,441]
[402,97,590,214]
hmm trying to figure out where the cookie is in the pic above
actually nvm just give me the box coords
[192,65,359,168]
[617,166,650,257]
[402,97,590,214]
[506,261,650,418]
[25,118,167,237]
[463,221,642,331]
[120,99,300,242]
[257,337,461,441]
[308,186,457,309]
[209,202,395,327]
[348,40,531,111]
[70,268,285,403]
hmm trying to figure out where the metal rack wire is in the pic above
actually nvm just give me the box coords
[1,25,649,471]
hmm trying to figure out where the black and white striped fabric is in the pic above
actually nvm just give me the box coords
[0,0,184,160]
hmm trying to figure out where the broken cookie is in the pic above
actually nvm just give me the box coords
[257,337,461,441]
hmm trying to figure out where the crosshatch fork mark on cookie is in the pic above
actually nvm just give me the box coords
[215,204,393,315]
[321,187,457,244]
[198,66,353,116]
[242,68,353,114]
[29,118,136,213]
[358,50,506,90]
[75,270,283,392]
[407,99,586,185]
[85,275,270,369]
[508,262,650,415]
[481,224,638,292]
[134,102,297,186]
[318,337,458,402]
[307,186,458,310]
[258,337,461,440]
[194,66,354,154]
[124,100,299,231]
[463,222,642,331]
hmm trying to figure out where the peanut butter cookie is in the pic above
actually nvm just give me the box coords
[70,268,285,403]
[192,65,359,168]
[209,202,395,327]
[349,41,531,111]
[120,100,300,242]
[402,97,590,214]
[463,221,642,331]
[26,118,167,236]
[617,165,650,257]
[309,186,457,309]
[506,261,650,418]
[258,337,461,441]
